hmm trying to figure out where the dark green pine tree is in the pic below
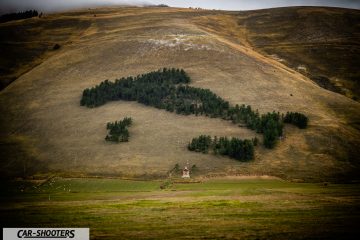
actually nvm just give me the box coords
[263,119,279,148]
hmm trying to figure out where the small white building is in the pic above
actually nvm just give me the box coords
[182,166,190,178]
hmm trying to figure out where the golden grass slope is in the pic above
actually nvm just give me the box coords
[0,7,359,181]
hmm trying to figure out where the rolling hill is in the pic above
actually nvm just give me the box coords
[0,6,359,182]
[194,7,360,99]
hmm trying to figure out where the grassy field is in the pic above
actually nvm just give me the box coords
[1,177,359,239]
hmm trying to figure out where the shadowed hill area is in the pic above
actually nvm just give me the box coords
[194,7,360,100]
[0,13,92,89]
[240,7,360,100]
[0,6,359,182]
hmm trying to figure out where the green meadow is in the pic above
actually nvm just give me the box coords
[1,178,359,239]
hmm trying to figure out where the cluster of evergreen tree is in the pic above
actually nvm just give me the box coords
[0,10,38,23]
[166,85,230,117]
[284,112,308,129]
[188,135,212,153]
[80,68,230,117]
[81,68,308,149]
[227,105,283,148]
[262,113,283,148]
[188,135,254,161]
[105,117,132,142]
[81,68,190,108]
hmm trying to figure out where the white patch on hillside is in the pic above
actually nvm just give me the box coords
[269,54,286,62]
[142,34,221,52]
[297,65,307,72]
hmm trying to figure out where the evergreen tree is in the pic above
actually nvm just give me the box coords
[284,112,308,129]
[81,68,307,149]
[0,10,39,23]
[188,135,254,161]
[263,119,279,148]
[105,117,133,143]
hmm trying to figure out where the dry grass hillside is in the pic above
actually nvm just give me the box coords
[194,7,360,100]
[0,7,359,182]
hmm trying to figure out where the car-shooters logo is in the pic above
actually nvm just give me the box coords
[3,228,89,240]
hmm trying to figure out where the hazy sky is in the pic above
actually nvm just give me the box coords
[0,0,359,13]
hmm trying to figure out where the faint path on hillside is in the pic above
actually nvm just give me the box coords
[195,23,314,87]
